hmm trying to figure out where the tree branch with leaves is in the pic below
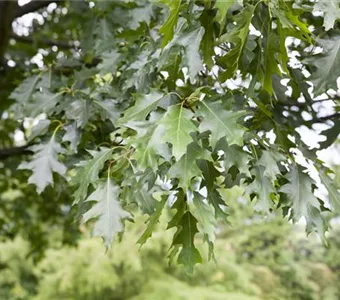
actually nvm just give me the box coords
[1,0,340,271]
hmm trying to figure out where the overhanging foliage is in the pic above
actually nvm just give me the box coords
[1,0,340,271]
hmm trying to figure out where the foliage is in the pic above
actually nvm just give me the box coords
[1,0,340,270]
[0,214,339,300]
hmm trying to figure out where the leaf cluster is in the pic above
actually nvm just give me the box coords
[2,0,340,270]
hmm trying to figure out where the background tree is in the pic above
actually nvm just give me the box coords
[0,0,340,269]
[0,191,338,300]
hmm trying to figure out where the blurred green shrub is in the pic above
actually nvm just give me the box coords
[0,205,339,300]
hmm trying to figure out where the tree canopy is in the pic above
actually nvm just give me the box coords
[1,0,340,270]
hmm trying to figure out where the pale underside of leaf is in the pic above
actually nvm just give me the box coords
[83,178,130,248]
[18,136,66,194]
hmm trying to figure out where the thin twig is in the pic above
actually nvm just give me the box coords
[11,33,76,49]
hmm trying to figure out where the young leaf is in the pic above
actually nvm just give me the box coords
[197,101,246,148]
[83,177,130,248]
[18,135,66,194]
[129,3,154,29]
[190,192,216,243]
[216,139,251,176]
[262,32,283,95]
[169,143,212,190]
[200,10,215,69]
[94,99,121,125]
[257,149,285,182]
[305,35,340,96]
[175,211,202,272]
[217,5,255,81]
[208,189,229,221]
[313,0,340,31]
[126,115,170,171]
[119,91,164,123]
[122,171,158,215]
[134,183,158,215]
[124,51,156,92]
[62,123,80,153]
[72,147,113,203]
[97,50,121,74]
[161,19,205,82]
[10,75,60,118]
[319,120,340,149]
[215,0,235,31]
[168,197,202,273]
[25,90,62,118]
[197,160,220,194]
[319,167,340,214]
[65,99,92,128]
[160,105,197,160]
[159,0,182,47]
[10,74,41,104]
[280,165,325,236]
[246,166,275,213]
[137,195,167,246]
[271,2,311,43]
[27,119,51,142]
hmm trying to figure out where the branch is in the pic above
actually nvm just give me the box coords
[13,0,64,19]
[313,113,340,123]
[281,97,340,108]
[1,1,65,64]
[11,33,76,49]
[312,98,340,104]
[0,145,32,160]
[0,1,16,64]
[304,113,340,126]
[52,57,101,74]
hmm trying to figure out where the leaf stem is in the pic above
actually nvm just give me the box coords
[168,92,183,100]
[51,120,64,137]
[107,163,111,179]
[251,143,259,161]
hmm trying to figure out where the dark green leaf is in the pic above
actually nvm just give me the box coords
[159,0,182,47]
[169,143,212,190]
[305,35,340,96]
[197,100,246,148]
[160,105,197,160]
[72,147,113,203]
